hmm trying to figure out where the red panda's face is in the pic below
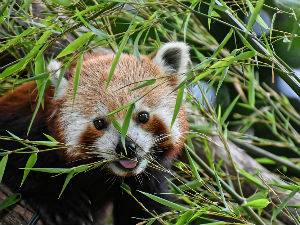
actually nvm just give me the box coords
[48,42,189,177]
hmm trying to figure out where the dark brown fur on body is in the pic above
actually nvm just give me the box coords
[0,43,190,225]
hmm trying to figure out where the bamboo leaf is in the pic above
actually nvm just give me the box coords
[59,171,74,198]
[0,28,33,53]
[130,79,156,92]
[220,95,240,124]
[0,193,21,210]
[237,166,267,190]
[171,84,185,128]
[22,168,71,173]
[184,147,202,182]
[271,187,300,221]
[211,28,234,59]
[133,30,143,62]
[243,199,270,208]
[176,210,194,225]
[109,116,122,133]
[106,21,138,88]
[20,152,37,187]
[49,0,73,7]
[0,154,8,183]
[27,78,48,135]
[56,32,93,58]
[246,0,268,31]
[121,103,135,150]
[73,53,84,106]
[0,30,51,79]
[139,191,188,211]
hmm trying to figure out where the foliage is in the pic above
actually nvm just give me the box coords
[0,0,300,224]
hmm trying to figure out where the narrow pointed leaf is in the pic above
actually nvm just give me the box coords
[139,191,188,211]
[106,22,138,88]
[21,152,37,186]
[0,154,8,183]
[0,193,21,210]
[56,32,93,58]
[59,171,74,198]
[73,53,84,106]
[171,84,185,128]
[220,95,240,124]
[130,79,156,92]
[121,103,135,150]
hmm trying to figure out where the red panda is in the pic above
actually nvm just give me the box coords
[0,42,189,225]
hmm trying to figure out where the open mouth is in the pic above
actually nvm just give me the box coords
[118,157,138,169]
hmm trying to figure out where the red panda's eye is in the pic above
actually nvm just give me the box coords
[137,111,149,124]
[93,118,106,130]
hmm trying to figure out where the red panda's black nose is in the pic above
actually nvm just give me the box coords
[116,138,136,158]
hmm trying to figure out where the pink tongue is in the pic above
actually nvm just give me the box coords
[119,158,137,169]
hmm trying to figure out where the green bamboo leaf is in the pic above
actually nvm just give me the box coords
[211,28,234,59]
[207,0,215,30]
[216,66,229,96]
[56,32,93,59]
[16,72,50,85]
[21,152,37,186]
[236,166,267,190]
[130,79,156,92]
[107,103,131,117]
[59,171,74,198]
[76,9,107,40]
[248,65,255,107]
[272,187,300,221]
[22,168,71,173]
[184,147,201,182]
[29,140,58,147]
[0,154,8,183]
[220,95,240,124]
[106,21,138,89]
[0,28,33,53]
[0,0,9,18]
[35,52,45,108]
[139,191,188,211]
[189,70,211,86]
[43,134,58,143]
[236,31,256,52]
[176,210,194,225]
[133,30,143,63]
[0,30,51,79]
[73,165,89,173]
[49,0,73,7]
[247,191,268,202]
[120,183,132,194]
[109,116,122,133]
[243,199,270,208]
[171,84,185,128]
[0,193,21,210]
[230,51,255,62]
[6,131,21,140]
[121,103,135,151]
[73,53,84,106]
[27,78,48,135]
[246,0,268,31]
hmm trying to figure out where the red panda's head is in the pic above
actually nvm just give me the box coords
[47,42,190,177]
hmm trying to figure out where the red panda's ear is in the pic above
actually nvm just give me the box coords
[47,60,69,98]
[152,42,190,74]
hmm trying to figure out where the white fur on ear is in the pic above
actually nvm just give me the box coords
[153,42,190,74]
[47,60,68,98]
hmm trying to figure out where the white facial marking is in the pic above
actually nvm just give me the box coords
[61,109,90,154]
